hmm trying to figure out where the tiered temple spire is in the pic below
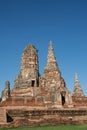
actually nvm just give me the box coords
[44,41,59,71]
[73,73,84,96]
[47,41,56,63]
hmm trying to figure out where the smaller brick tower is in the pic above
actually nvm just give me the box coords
[73,73,84,97]
[11,44,39,97]
[14,44,39,88]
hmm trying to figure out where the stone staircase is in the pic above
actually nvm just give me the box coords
[0,108,6,123]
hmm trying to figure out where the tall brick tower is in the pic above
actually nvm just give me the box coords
[43,41,62,88]
[14,44,39,88]
[42,41,72,107]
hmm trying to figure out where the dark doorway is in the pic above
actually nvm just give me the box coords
[31,80,35,87]
[7,113,13,122]
[61,94,65,106]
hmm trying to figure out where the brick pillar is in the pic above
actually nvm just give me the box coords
[0,108,6,123]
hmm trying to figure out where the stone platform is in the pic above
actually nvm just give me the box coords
[1,108,87,127]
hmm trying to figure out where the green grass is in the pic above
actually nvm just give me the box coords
[0,125,87,130]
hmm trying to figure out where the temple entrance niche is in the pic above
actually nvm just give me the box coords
[61,92,66,106]
[31,80,35,87]
[31,79,39,87]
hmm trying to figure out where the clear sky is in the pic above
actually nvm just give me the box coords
[0,0,87,96]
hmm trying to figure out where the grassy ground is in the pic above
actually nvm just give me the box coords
[0,125,87,130]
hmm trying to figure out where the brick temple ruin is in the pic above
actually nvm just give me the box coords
[0,41,87,127]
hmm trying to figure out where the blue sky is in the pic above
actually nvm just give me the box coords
[0,0,87,96]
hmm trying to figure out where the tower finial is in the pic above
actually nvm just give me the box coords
[48,40,53,53]
[75,72,79,82]
[47,40,56,63]
[49,40,53,46]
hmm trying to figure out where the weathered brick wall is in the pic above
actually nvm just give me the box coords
[0,97,45,107]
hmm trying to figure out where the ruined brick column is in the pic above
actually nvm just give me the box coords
[1,81,10,102]
[14,44,39,88]
[11,44,39,97]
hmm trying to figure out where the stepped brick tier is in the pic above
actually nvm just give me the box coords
[0,41,87,127]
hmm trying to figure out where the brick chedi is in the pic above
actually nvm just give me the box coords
[1,42,87,127]
[72,73,85,108]
[73,73,84,97]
